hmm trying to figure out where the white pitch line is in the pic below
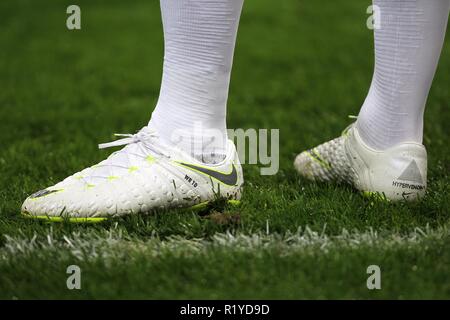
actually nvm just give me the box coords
[0,225,448,262]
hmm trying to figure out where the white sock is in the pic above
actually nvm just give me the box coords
[150,0,244,163]
[357,0,450,150]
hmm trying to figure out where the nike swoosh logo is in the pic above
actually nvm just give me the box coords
[30,189,62,199]
[402,192,413,197]
[176,162,238,186]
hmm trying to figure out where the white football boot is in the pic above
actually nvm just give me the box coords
[22,126,243,222]
[294,124,427,201]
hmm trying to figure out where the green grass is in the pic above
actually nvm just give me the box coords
[0,0,449,299]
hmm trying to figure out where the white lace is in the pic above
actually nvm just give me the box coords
[98,126,169,158]
[73,127,171,185]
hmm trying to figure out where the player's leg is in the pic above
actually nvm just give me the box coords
[22,0,244,220]
[150,0,243,163]
[357,0,449,150]
[294,0,449,201]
